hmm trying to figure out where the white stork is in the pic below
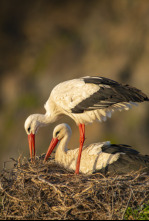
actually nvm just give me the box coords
[44,123,149,174]
[24,76,149,174]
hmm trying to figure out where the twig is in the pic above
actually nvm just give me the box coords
[32,176,64,197]
[121,189,133,220]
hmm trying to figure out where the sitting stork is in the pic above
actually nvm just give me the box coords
[44,123,149,175]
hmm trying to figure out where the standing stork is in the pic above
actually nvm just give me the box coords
[44,123,149,174]
[24,76,149,174]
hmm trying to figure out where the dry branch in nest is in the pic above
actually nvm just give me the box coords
[0,155,149,220]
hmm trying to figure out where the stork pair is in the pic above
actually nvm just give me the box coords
[24,76,149,174]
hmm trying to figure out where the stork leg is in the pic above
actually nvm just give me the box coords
[75,124,85,174]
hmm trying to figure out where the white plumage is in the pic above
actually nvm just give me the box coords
[45,78,136,125]
[44,123,119,174]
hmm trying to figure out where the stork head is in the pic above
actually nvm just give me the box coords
[44,123,72,162]
[24,114,40,135]
[53,123,72,140]
[24,114,40,162]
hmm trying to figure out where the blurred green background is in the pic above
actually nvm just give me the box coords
[0,0,149,169]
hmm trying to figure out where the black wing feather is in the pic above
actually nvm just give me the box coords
[101,144,139,155]
[71,77,149,113]
[99,143,149,175]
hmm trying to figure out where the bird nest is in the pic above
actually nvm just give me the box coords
[0,155,148,220]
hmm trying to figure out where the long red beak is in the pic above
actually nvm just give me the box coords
[28,133,35,162]
[44,138,59,162]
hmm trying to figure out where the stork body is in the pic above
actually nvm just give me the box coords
[44,124,149,174]
[24,76,149,174]
[44,77,148,125]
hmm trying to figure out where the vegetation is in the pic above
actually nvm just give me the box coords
[125,202,149,220]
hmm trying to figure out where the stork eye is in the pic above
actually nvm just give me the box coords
[28,127,31,133]
[56,131,60,136]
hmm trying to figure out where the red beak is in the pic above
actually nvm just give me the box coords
[44,138,59,162]
[28,133,35,162]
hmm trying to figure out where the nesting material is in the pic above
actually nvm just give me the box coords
[0,155,148,220]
